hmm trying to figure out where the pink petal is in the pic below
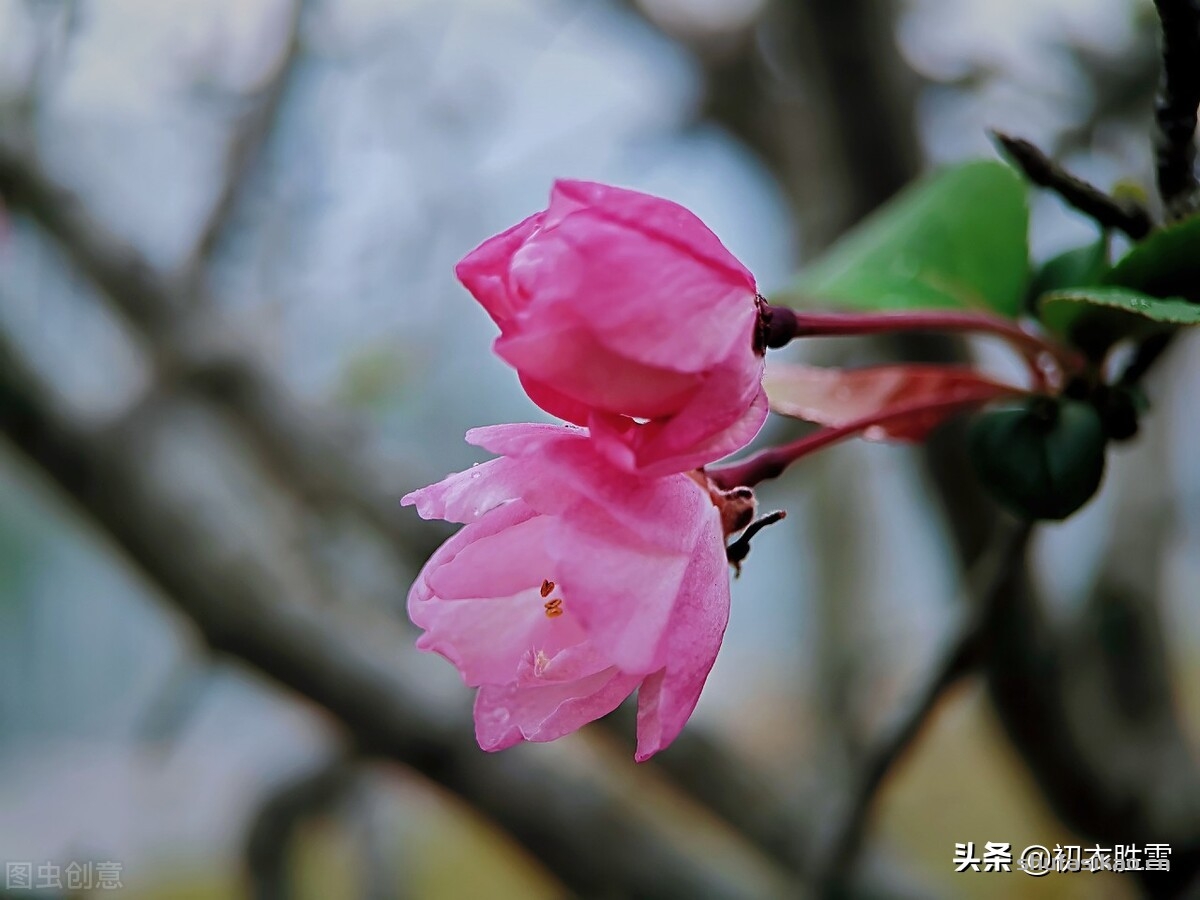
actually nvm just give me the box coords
[503,181,759,372]
[425,512,555,600]
[495,325,702,419]
[549,181,756,290]
[465,422,584,457]
[513,642,617,686]
[516,373,593,427]
[408,499,538,608]
[634,519,730,761]
[588,364,768,477]
[455,212,544,325]
[548,522,691,675]
[475,668,643,751]
[401,456,526,524]
[414,586,588,687]
[409,505,589,685]
[764,362,1023,442]
[518,212,758,374]
[468,424,718,553]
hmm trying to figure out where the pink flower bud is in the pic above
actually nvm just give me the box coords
[456,180,768,477]
[402,423,731,760]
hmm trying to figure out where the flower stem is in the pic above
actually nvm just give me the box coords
[758,303,1085,385]
[708,387,1023,490]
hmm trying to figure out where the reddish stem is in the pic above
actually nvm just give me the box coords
[708,387,1025,490]
[760,303,1086,387]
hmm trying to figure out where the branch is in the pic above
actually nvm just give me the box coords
[817,520,1034,890]
[708,391,1020,491]
[625,0,921,248]
[181,0,306,293]
[605,703,810,874]
[246,756,361,900]
[0,140,820,878]
[984,452,1200,896]
[0,141,440,560]
[1151,0,1200,218]
[0,331,788,900]
[991,130,1154,239]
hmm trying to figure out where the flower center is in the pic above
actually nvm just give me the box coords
[540,578,564,618]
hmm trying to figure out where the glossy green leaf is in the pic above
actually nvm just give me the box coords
[783,161,1030,317]
[1105,213,1200,302]
[1027,237,1109,306]
[1040,286,1200,352]
[968,399,1108,521]
[1027,237,1108,335]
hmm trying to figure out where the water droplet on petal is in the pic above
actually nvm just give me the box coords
[489,706,510,724]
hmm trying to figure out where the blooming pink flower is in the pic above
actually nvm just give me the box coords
[455,180,768,478]
[402,423,731,760]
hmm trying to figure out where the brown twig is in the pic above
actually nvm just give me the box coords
[1151,0,1200,219]
[180,0,306,297]
[991,130,1154,239]
[818,520,1034,890]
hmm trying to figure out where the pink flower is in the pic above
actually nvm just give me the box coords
[456,180,768,478]
[401,423,731,760]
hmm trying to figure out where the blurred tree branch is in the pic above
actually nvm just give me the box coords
[0,328,791,899]
[4,3,1197,894]
[181,0,307,296]
[819,519,1033,890]
[992,130,1154,239]
[0,139,816,890]
[629,0,920,250]
[0,140,443,562]
[245,753,405,900]
[246,756,363,900]
[985,445,1200,897]
[636,4,1200,896]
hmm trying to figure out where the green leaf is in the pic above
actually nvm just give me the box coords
[968,399,1108,521]
[1027,237,1109,306]
[783,160,1030,317]
[1039,286,1200,352]
[1105,213,1200,302]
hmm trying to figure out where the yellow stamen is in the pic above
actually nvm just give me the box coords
[543,597,563,618]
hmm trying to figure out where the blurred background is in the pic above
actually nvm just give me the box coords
[1,0,1198,897]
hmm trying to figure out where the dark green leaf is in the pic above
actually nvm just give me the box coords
[968,398,1107,521]
[782,161,1030,316]
[1105,214,1200,302]
[1040,286,1200,353]
[1027,237,1109,308]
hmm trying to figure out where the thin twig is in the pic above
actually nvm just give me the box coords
[707,388,1024,491]
[1151,0,1200,219]
[760,302,1084,375]
[817,520,1034,889]
[180,0,306,295]
[991,130,1154,239]
[0,141,814,883]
